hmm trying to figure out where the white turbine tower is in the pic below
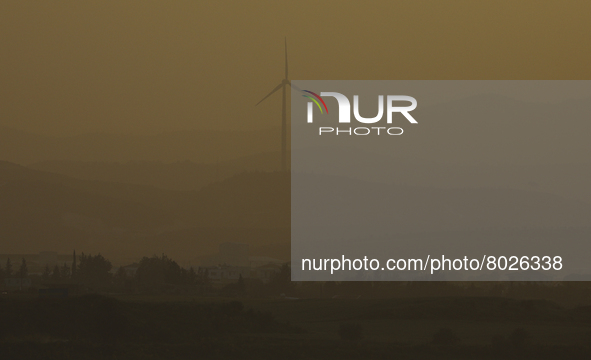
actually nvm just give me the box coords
[255,38,296,172]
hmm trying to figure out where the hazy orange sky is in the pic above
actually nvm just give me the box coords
[1,1,590,135]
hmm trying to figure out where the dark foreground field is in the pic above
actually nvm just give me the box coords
[2,294,591,359]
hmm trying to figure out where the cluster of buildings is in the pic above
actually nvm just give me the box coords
[198,242,286,284]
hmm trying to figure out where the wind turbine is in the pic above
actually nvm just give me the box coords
[255,38,296,172]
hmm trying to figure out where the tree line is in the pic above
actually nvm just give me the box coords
[0,257,28,280]
[0,252,218,291]
[0,251,294,297]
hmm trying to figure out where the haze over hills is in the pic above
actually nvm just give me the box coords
[3,92,591,266]
[28,154,591,204]
[410,94,591,165]
[29,151,285,191]
[6,94,590,203]
[293,94,591,165]
[6,94,591,166]
[293,173,591,235]
[0,126,286,164]
[0,161,289,264]
[2,160,591,265]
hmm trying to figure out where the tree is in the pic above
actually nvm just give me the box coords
[42,265,51,282]
[135,255,182,289]
[114,266,127,288]
[17,258,28,291]
[237,274,246,294]
[61,262,71,279]
[202,268,210,283]
[71,250,77,279]
[187,267,197,285]
[52,265,61,281]
[268,263,293,295]
[199,268,211,292]
[5,258,12,277]
[77,253,112,288]
[180,267,188,284]
[18,258,28,278]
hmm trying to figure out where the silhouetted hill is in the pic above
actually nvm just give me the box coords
[386,95,590,165]
[187,171,289,228]
[293,172,591,234]
[2,161,591,264]
[130,227,291,265]
[23,150,591,205]
[29,151,285,191]
[0,126,285,164]
[0,162,290,262]
[0,161,193,213]
[0,162,178,254]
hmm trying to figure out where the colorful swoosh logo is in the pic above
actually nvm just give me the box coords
[302,90,328,114]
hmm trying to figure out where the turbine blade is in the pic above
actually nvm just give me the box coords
[288,81,302,92]
[255,83,283,106]
[284,37,288,79]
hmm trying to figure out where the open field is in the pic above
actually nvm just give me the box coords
[3,293,591,359]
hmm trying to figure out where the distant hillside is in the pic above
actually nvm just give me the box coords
[0,126,285,164]
[295,147,591,204]
[0,162,176,257]
[28,150,591,205]
[29,151,285,191]
[0,161,289,263]
[130,227,291,266]
[293,173,591,236]
[2,161,591,265]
